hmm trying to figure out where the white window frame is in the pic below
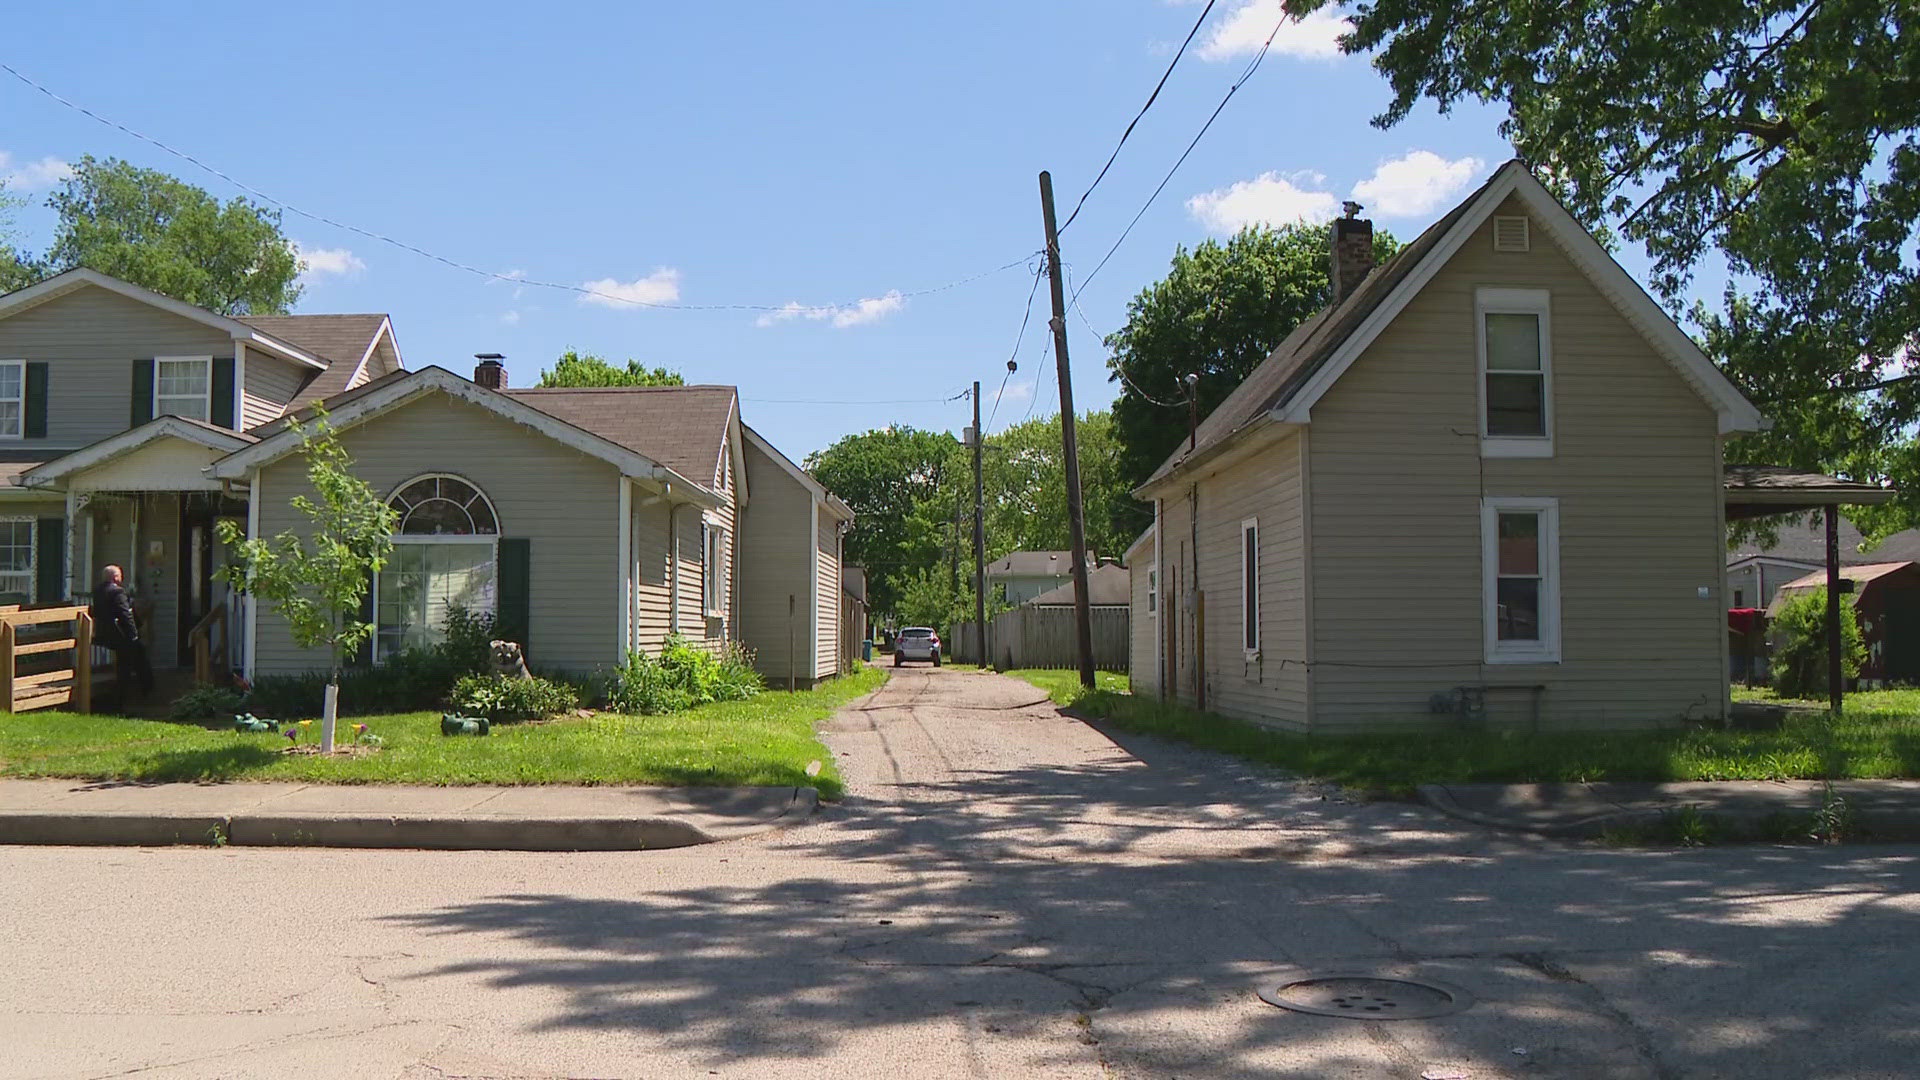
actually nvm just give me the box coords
[372,474,502,663]
[1476,288,1553,458]
[0,359,24,441]
[1240,518,1260,657]
[1146,563,1158,617]
[0,516,33,602]
[1482,496,1561,664]
[154,355,213,422]
[703,524,725,616]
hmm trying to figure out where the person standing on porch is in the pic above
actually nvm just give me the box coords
[90,565,154,697]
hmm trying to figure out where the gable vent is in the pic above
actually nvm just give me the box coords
[1493,215,1530,252]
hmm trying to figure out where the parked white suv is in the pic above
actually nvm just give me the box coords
[894,627,942,667]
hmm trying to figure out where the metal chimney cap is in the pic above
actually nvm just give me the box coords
[474,352,505,362]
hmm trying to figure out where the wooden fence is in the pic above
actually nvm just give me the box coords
[953,606,1129,672]
[0,604,95,713]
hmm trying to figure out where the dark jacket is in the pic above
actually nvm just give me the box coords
[90,580,139,648]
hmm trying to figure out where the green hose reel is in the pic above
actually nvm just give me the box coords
[232,714,279,733]
[440,714,491,736]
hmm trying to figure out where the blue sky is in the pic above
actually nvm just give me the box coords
[1,0,1533,458]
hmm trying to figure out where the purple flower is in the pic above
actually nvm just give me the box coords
[284,729,297,743]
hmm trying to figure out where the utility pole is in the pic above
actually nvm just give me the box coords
[972,381,987,669]
[1039,170,1097,689]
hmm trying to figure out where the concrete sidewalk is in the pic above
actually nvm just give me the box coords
[0,779,818,850]
[1419,779,1920,840]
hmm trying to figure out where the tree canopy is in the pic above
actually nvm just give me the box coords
[1105,222,1396,533]
[805,426,960,617]
[537,350,685,388]
[41,156,303,314]
[1302,0,1920,529]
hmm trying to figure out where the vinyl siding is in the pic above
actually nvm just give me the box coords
[1161,427,1310,731]
[251,392,621,674]
[736,438,816,685]
[815,503,840,678]
[1128,534,1159,697]
[1306,195,1725,731]
[242,353,307,430]
[0,284,234,446]
[352,336,400,386]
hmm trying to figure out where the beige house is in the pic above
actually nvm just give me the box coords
[1130,160,1766,733]
[0,267,850,688]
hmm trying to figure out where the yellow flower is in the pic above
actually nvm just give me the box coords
[298,720,313,727]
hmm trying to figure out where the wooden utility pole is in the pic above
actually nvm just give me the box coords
[971,381,988,668]
[1038,170,1097,689]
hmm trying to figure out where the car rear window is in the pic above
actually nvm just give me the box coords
[900,629,933,639]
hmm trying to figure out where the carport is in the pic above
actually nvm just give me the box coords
[1724,465,1898,709]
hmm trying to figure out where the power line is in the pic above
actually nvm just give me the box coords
[743,393,970,405]
[1056,0,1217,235]
[1020,337,1055,426]
[986,261,1046,434]
[0,60,1036,314]
[1064,265,1188,409]
[1070,13,1289,300]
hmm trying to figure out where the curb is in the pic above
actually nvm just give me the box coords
[0,786,820,851]
[1417,784,1920,842]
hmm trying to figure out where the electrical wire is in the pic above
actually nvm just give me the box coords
[986,261,1046,434]
[1020,337,1055,426]
[1070,13,1289,300]
[1056,0,1217,235]
[1064,265,1188,409]
[0,60,1036,314]
[743,393,970,405]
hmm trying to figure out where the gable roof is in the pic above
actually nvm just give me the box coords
[1026,562,1130,606]
[1138,160,1766,491]
[21,415,255,487]
[236,314,397,409]
[740,424,854,521]
[0,268,327,370]
[503,385,737,483]
[211,365,720,505]
[1728,515,1920,567]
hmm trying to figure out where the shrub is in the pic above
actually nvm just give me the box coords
[607,636,764,715]
[1771,588,1867,700]
[244,605,504,718]
[449,673,581,723]
[168,682,247,722]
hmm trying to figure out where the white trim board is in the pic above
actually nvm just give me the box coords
[21,416,254,488]
[0,268,327,371]
[1272,160,1765,436]
[209,365,722,507]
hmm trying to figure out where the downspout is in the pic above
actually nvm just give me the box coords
[668,500,683,636]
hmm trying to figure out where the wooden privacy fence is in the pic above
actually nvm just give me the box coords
[954,606,1129,672]
[0,604,94,713]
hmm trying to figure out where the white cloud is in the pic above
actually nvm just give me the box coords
[996,380,1034,405]
[580,268,682,309]
[755,290,906,329]
[0,152,74,190]
[1350,151,1485,218]
[1187,171,1339,232]
[500,309,522,326]
[292,242,366,282]
[1199,1,1349,61]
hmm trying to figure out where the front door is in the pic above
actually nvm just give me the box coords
[176,498,216,667]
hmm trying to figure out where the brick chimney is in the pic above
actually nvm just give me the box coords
[1329,201,1374,304]
[473,353,506,390]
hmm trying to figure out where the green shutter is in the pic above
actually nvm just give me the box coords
[24,363,47,439]
[34,517,63,605]
[211,357,237,429]
[130,359,154,426]
[497,538,531,658]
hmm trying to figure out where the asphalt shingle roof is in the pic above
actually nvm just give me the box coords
[502,385,737,483]
[1025,562,1130,606]
[235,314,390,409]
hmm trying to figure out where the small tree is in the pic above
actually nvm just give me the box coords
[1769,588,1867,701]
[215,411,396,752]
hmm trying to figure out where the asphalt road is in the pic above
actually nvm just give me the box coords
[5,664,1920,1079]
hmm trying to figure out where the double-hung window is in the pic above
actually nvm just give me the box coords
[1482,497,1560,663]
[1240,518,1260,656]
[0,518,33,604]
[0,361,23,440]
[703,524,725,614]
[1146,564,1158,617]
[1477,289,1552,457]
[155,357,212,422]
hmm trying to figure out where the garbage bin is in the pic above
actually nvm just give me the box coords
[862,639,874,662]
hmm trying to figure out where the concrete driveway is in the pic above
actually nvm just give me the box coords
[5,664,1920,1078]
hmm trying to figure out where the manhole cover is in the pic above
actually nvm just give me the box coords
[1259,974,1472,1020]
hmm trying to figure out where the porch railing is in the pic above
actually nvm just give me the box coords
[0,604,94,713]
[190,603,228,686]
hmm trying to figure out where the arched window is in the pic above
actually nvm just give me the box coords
[387,474,499,535]
[375,475,500,660]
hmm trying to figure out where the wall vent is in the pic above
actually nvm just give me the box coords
[1493,215,1530,252]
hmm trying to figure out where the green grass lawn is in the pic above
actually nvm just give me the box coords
[0,667,886,798]
[1008,674,1920,796]
[1002,668,1130,704]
